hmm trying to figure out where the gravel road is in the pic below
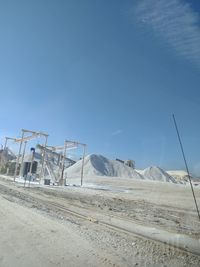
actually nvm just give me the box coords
[0,176,200,267]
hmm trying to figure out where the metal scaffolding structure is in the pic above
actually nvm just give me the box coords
[0,137,16,168]
[4,137,17,150]
[13,129,49,182]
[38,140,86,186]
[64,140,86,186]
[1,129,87,187]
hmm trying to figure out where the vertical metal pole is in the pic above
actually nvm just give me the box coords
[20,141,27,178]
[4,138,8,150]
[60,141,67,186]
[28,149,35,187]
[39,135,48,184]
[14,130,25,182]
[80,145,86,186]
[172,114,200,221]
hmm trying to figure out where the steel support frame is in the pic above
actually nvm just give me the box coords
[13,129,48,182]
[65,140,87,186]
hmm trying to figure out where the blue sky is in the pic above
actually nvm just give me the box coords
[0,0,200,175]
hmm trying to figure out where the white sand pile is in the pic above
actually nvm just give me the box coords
[65,154,144,179]
[141,166,177,183]
[166,170,190,182]
[65,154,196,184]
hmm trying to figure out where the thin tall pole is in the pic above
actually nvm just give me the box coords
[60,141,67,186]
[172,114,200,221]
[80,145,86,186]
[14,130,25,182]
[20,141,27,177]
[39,135,48,184]
[4,138,8,150]
[28,149,35,188]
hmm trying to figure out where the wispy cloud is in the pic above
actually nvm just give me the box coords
[111,129,123,136]
[132,0,200,67]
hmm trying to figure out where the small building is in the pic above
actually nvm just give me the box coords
[116,158,135,169]
[125,160,135,169]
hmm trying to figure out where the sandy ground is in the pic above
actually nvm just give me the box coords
[0,195,113,267]
[0,175,200,267]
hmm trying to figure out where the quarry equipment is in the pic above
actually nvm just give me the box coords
[37,143,76,184]
[116,158,135,169]
[41,140,86,186]
[13,129,49,182]
[1,129,86,187]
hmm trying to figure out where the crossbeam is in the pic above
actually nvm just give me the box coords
[22,129,48,137]
[5,137,16,141]
[15,133,39,143]
[47,143,78,151]
[65,140,86,147]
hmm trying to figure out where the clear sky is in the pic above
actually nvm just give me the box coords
[0,0,200,175]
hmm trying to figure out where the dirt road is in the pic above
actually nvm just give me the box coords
[0,176,200,267]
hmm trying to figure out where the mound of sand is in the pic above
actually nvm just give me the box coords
[166,170,198,183]
[65,154,144,179]
[65,154,195,184]
[141,166,177,183]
